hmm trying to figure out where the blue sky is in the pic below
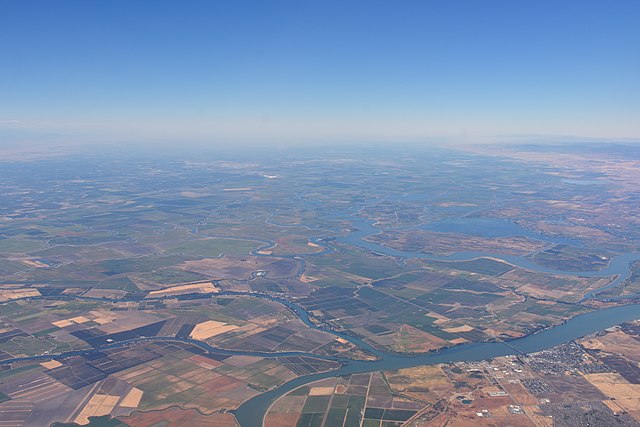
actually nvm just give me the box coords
[1,0,639,144]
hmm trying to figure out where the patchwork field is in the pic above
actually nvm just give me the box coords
[266,320,640,427]
[2,146,640,426]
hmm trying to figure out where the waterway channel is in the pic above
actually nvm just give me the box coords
[331,217,640,300]
[3,213,640,426]
[233,214,640,426]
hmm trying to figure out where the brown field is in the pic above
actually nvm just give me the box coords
[5,371,71,404]
[583,372,640,400]
[189,320,239,340]
[582,372,640,420]
[0,287,40,302]
[391,324,451,353]
[91,311,166,334]
[264,390,319,427]
[146,281,219,298]
[270,236,325,256]
[308,386,334,396]
[120,388,144,408]
[75,394,120,424]
[111,350,267,414]
[425,393,537,427]
[434,409,537,427]
[499,382,538,405]
[52,319,73,328]
[580,330,640,363]
[443,325,474,333]
[40,360,63,369]
[490,268,613,303]
[178,255,299,279]
[385,365,453,402]
[367,229,546,256]
[122,407,238,427]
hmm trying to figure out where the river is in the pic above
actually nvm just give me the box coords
[233,214,640,426]
[233,302,640,427]
[3,213,639,426]
[3,291,639,427]
[332,217,640,300]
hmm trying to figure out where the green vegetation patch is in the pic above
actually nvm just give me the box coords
[329,394,350,408]
[0,239,47,254]
[301,395,331,413]
[372,272,422,289]
[51,415,129,427]
[345,406,364,427]
[296,412,325,427]
[100,255,191,275]
[33,326,60,337]
[325,408,347,426]
[310,249,405,281]
[531,245,610,272]
[52,300,102,315]
[167,238,261,257]
[96,276,140,292]
[0,259,28,274]
[290,386,311,396]
[136,268,209,285]
[0,302,22,315]
[0,335,71,357]
[427,258,513,276]
[0,364,39,380]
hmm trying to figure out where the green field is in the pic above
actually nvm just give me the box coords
[167,237,262,256]
[426,257,513,276]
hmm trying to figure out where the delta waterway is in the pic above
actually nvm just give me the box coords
[2,214,639,426]
[335,217,640,300]
[234,303,640,427]
[233,216,640,426]
[3,290,639,427]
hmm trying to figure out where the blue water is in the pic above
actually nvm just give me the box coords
[234,303,640,427]
[232,212,640,426]
[336,218,640,286]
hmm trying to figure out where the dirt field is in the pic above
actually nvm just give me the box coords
[580,330,640,363]
[120,388,144,408]
[391,324,450,352]
[0,287,41,302]
[583,372,640,400]
[385,365,453,402]
[190,320,239,340]
[146,281,219,298]
[178,255,299,280]
[75,394,120,424]
[122,407,238,427]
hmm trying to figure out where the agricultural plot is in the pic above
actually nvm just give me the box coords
[366,229,546,257]
[296,273,583,351]
[489,268,613,303]
[421,257,513,276]
[307,248,407,283]
[265,372,422,427]
[122,408,237,427]
[530,245,611,271]
[0,340,340,426]
[178,255,300,280]
[3,146,640,427]
[166,237,262,257]
[597,260,640,300]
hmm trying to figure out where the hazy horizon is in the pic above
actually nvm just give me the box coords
[2,0,639,146]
